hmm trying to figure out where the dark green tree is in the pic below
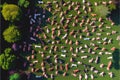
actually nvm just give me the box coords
[9,73,21,80]
[0,48,16,70]
[1,4,21,22]
[95,5,110,17]
[18,0,29,8]
[3,25,21,43]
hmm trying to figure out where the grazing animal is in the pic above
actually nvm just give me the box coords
[107,61,112,70]
[108,72,113,78]
[81,56,88,59]
[61,54,66,58]
[73,69,80,73]
[71,64,77,67]
[79,74,82,80]
[99,71,105,77]
[91,74,94,80]
[85,73,88,80]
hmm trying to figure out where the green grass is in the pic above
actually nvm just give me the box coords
[23,0,120,80]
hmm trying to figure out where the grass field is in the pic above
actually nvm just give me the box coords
[23,0,120,80]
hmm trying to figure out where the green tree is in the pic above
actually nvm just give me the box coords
[9,73,21,80]
[18,0,29,8]
[95,5,110,17]
[3,25,21,43]
[1,4,21,21]
[0,48,16,70]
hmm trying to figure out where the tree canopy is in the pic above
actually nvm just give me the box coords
[9,73,21,80]
[18,0,29,8]
[0,48,16,70]
[95,5,110,17]
[1,4,21,21]
[3,25,21,43]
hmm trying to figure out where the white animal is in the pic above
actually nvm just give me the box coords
[62,33,68,39]
[76,48,79,53]
[91,51,95,54]
[108,39,112,44]
[100,63,104,68]
[49,50,52,54]
[108,72,113,78]
[77,61,82,65]
[106,32,111,36]
[97,41,102,44]
[30,37,36,41]
[34,45,41,48]
[90,67,95,71]
[54,58,58,63]
[79,74,82,80]
[89,58,94,63]
[61,54,66,58]
[53,1,57,3]
[99,52,103,55]
[84,38,90,40]
[102,37,107,41]
[94,70,99,74]
[69,14,73,17]
[105,52,112,55]
[99,72,104,77]
[71,64,77,67]
[46,28,50,33]
[38,1,43,4]
[85,73,88,80]
[31,18,35,23]
[81,50,85,53]
[81,56,88,59]
[83,0,86,3]
[79,46,83,50]
[84,44,88,48]
[90,74,94,80]
[106,26,111,29]
[96,33,101,36]
[33,60,38,64]
[107,56,113,60]
[95,56,99,64]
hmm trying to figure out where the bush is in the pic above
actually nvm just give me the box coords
[1,4,21,22]
[95,5,110,17]
[10,73,21,80]
[18,0,29,8]
[0,48,16,70]
[3,25,21,43]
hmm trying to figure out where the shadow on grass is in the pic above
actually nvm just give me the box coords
[112,49,120,70]
[109,5,120,25]
[29,73,47,80]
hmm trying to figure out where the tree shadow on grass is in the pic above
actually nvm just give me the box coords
[13,56,30,71]
[109,5,120,25]
[28,73,47,80]
[112,49,120,70]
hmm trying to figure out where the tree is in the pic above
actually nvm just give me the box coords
[1,4,21,22]
[9,73,21,80]
[3,25,21,43]
[18,0,29,8]
[95,5,110,17]
[0,48,16,70]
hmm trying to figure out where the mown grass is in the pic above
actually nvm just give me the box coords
[24,0,120,80]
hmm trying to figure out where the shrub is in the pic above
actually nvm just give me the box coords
[9,73,21,80]
[1,4,21,22]
[18,0,29,8]
[0,48,16,70]
[3,25,21,43]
